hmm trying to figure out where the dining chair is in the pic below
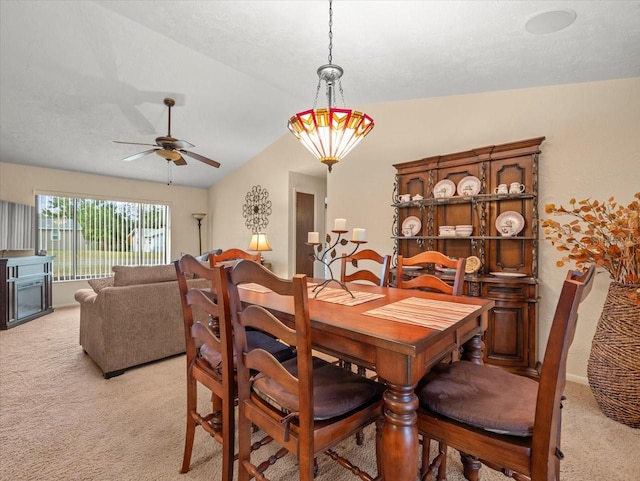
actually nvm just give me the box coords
[340,249,392,287]
[339,248,391,372]
[222,259,385,481]
[210,248,260,267]
[396,250,466,296]
[174,254,294,479]
[416,265,596,481]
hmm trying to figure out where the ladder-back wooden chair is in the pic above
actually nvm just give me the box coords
[174,255,294,480]
[340,249,392,287]
[396,251,466,296]
[416,265,596,481]
[210,248,260,267]
[222,259,385,481]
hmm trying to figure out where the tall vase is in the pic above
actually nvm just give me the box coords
[587,282,640,428]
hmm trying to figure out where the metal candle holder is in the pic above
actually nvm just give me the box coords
[306,230,367,298]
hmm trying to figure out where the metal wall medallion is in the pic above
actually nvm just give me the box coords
[242,185,272,233]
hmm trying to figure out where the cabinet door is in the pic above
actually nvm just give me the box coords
[484,299,529,367]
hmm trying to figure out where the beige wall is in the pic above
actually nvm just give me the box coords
[0,162,209,306]
[206,135,326,278]
[212,77,640,383]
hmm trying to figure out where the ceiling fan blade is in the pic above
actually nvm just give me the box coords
[121,149,158,162]
[173,155,187,166]
[180,150,221,168]
[170,139,195,149]
[113,140,158,147]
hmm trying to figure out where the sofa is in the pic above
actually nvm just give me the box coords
[75,264,209,378]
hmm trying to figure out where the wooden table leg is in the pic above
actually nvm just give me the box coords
[462,333,484,365]
[381,382,419,481]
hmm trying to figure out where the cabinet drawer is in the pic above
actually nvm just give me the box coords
[482,283,534,301]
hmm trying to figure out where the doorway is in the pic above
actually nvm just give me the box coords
[295,192,315,276]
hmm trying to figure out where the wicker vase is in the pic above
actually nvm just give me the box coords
[587,282,640,428]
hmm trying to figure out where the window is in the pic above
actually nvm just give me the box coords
[36,194,170,281]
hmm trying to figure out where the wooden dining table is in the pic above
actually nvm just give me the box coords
[238,279,495,481]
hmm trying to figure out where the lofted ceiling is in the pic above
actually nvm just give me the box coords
[1,0,639,189]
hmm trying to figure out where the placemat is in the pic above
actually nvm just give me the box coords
[362,297,479,330]
[309,286,385,307]
[238,283,273,293]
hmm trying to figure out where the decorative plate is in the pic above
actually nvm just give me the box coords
[457,176,481,196]
[437,267,459,275]
[401,216,422,236]
[465,256,481,274]
[489,271,527,278]
[433,179,456,198]
[495,211,525,236]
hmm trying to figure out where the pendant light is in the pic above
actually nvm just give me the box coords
[287,0,374,172]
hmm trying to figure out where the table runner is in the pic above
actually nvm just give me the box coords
[238,283,273,293]
[362,297,479,330]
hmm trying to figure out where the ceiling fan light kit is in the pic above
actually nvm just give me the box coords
[287,0,374,172]
[114,97,220,175]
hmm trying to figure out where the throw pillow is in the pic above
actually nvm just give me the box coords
[112,264,177,287]
[87,277,114,293]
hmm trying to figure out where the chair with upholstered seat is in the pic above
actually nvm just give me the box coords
[222,259,385,481]
[210,248,261,267]
[396,251,466,296]
[416,265,596,481]
[174,254,294,479]
[396,250,466,477]
[340,249,392,287]
[339,248,391,372]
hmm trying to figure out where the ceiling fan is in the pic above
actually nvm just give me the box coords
[113,97,220,168]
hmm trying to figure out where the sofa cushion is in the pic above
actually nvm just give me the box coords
[88,277,114,293]
[112,264,177,287]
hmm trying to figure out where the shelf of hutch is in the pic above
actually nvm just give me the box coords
[392,137,545,375]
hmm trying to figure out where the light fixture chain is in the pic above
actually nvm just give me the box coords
[328,0,333,64]
[312,78,322,110]
[337,78,346,107]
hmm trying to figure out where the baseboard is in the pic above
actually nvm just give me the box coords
[567,373,588,385]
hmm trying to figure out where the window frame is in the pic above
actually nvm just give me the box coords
[36,193,171,281]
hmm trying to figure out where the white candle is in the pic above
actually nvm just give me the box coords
[352,228,366,241]
[334,218,347,231]
[308,232,319,244]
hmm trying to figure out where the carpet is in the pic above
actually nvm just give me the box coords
[0,307,637,480]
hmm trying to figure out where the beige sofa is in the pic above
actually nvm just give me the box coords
[75,264,208,378]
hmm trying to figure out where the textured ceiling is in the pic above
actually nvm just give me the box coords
[1,1,639,188]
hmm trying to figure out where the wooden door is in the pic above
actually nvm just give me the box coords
[295,192,315,276]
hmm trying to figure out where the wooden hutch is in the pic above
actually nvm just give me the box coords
[392,137,544,375]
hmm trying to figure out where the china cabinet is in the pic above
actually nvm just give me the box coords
[392,137,545,375]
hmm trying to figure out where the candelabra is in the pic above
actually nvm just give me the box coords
[306,229,367,298]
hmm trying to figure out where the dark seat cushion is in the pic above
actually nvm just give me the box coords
[417,361,538,437]
[253,357,385,421]
[198,330,294,375]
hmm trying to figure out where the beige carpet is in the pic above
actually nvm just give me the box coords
[0,307,637,481]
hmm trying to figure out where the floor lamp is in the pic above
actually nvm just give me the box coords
[191,213,206,255]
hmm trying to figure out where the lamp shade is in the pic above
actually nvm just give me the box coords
[247,232,272,252]
[287,107,374,171]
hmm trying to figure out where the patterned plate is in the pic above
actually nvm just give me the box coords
[433,179,456,198]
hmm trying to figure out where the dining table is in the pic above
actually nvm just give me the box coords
[237,278,495,481]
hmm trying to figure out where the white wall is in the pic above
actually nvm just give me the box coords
[215,77,640,383]
[0,162,209,306]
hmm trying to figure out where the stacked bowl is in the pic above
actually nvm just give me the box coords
[439,225,456,237]
[455,224,473,236]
